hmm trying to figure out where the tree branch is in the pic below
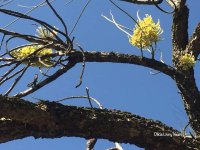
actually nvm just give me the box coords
[3,50,176,97]
[170,0,200,135]
[0,95,199,150]
[186,23,200,58]
[69,51,177,78]
[120,0,163,5]
[172,0,188,59]
[14,61,76,97]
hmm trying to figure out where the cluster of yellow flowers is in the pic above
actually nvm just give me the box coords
[10,26,58,67]
[178,52,196,70]
[129,14,163,49]
[11,45,53,67]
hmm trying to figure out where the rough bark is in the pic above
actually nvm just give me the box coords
[0,95,199,150]
[186,23,200,58]
[171,0,200,135]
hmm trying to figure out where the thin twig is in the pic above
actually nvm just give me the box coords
[0,8,71,47]
[3,0,55,29]
[153,0,176,14]
[0,61,16,68]
[15,61,76,97]
[55,96,103,109]
[0,66,24,86]
[69,0,92,36]
[86,87,93,108]
[65,0,74,6]
[75,45,86,88]
[86,139,97,150]
[0,0,14,7]
[0,62,20,83]
[27,74,38,87]
[0,34,5,51]
[46,0,68,36]
[109,0,138,25]
[4,64,30,96]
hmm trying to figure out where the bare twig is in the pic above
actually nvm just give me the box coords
[27,74,38,87]
[0,62,21,84]
[69,0,92,36]
[0,0,14,7]
[0,8,71,47]
[0,66,25,86]
[86,138,97,150]
[55,95,103,109]
[46,0,68,36]
[4,64,30,96]
[0,34,5,51]
[15,61,76,97]
[121,0,163,5]
[153,0,176,14]
[75,45,86,88]
[109,0,138,25]
[3,0,55,29]
[86,87,93,108]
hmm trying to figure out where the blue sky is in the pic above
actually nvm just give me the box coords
[0,0,200,149]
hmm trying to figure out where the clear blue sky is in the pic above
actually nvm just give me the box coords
[0,0,200,149]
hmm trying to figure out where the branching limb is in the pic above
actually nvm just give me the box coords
[186,23,200,59]
[69,50,177,78]
[11,50,177,97]
[45,0,68,36]
[14,61,76,97]
[170,0,200,135]
[4,64,30,96]
[0,65,23,86]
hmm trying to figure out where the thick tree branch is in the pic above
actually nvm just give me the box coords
[0,95,199,150]
[186,23,200,58]
[175,70,200,135]
[172,0,188,60]
[70,51,177,78]
[171,0,200,135]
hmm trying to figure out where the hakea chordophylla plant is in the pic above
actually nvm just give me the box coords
[36,26,58,38]
[102,11,163,51]
[10,26,59,67]
[177,52,196,70]
[10,45,53,67]
[129,14,163,49]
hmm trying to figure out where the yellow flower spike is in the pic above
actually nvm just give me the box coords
[129,14,163,49]
[178,52,196,70]
[10,45,53,68]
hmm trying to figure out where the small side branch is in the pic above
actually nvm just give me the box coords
[186,23,200,59]
[120,0,163,5]
[14,61,76,97]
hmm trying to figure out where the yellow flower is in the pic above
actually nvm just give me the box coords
[178,52,196,70]
[36,26,58,38]
[129,14,163,49]
[10,45,53,67]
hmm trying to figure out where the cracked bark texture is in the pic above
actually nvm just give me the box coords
[0,96,199,150]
